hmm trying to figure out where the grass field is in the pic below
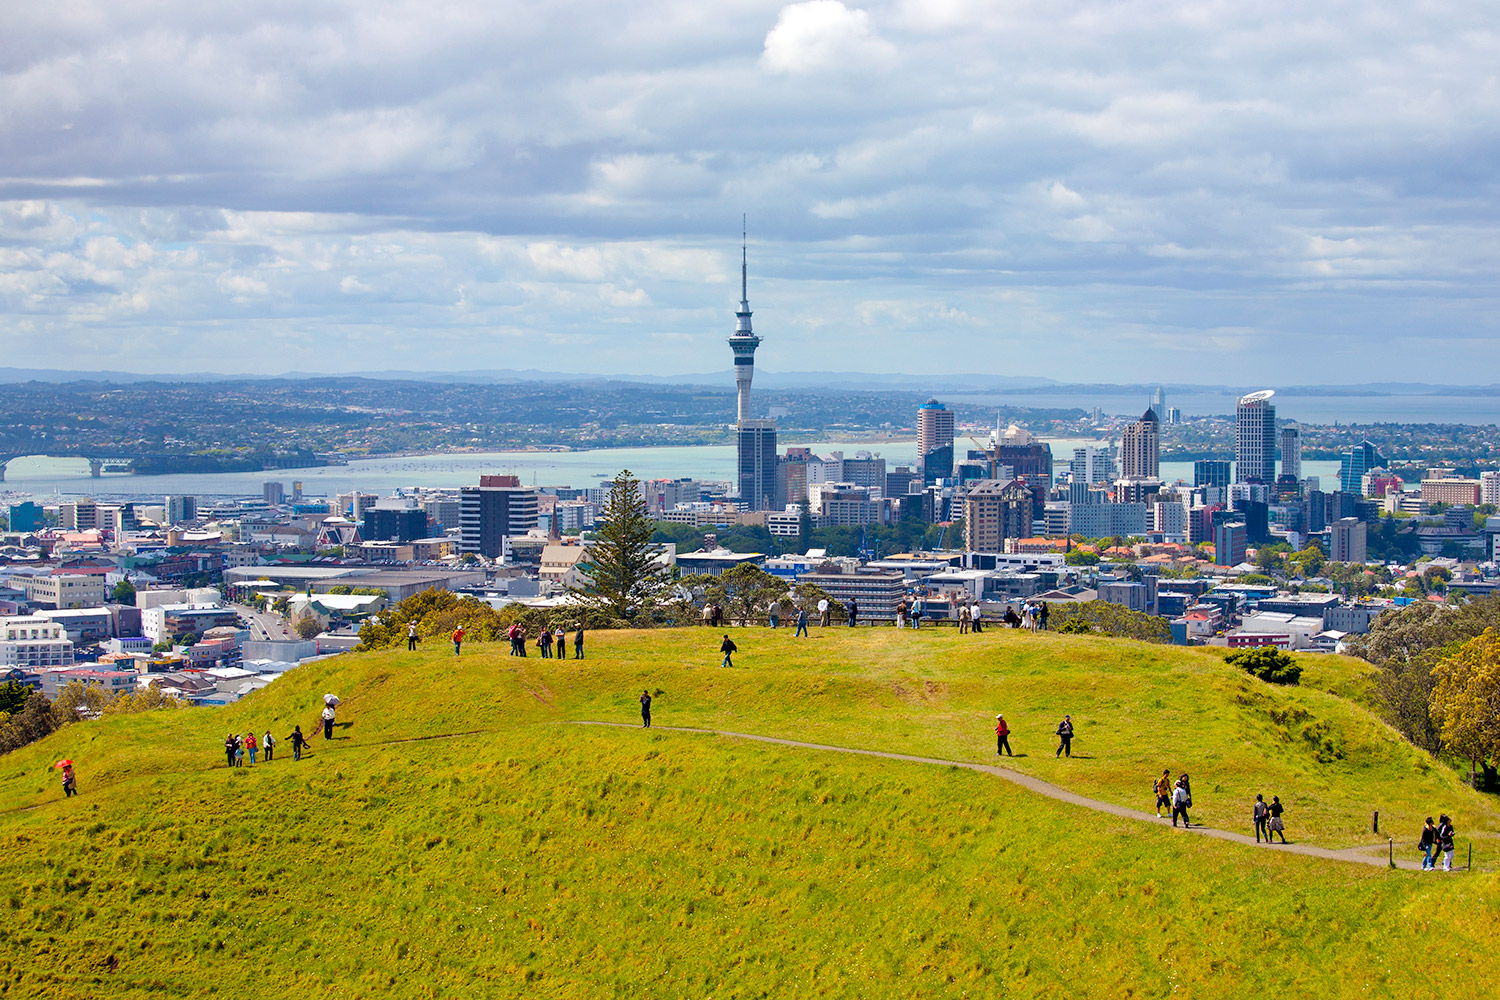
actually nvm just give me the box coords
[2,626,1498,997]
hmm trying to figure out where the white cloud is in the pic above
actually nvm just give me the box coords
[761,1,898,75]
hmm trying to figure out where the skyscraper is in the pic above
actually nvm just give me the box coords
[728,222,761,425]
[1280,425,1301,480]
[459,475,539,559]
[729,223,776,509]
[1338,440,1386,495]
[917,399,955,485]
[1235,390,1276,483]
[1120,408,1160,479]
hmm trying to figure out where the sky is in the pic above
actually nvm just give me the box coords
[3,0,1499,383]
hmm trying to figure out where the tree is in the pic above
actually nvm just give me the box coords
[0,691,58,754]
[1430,628,1500,788]
[111,578,137,605]
[295,614,323,639]
[0,680,29,717]
[1048,601,1171,643]
[571,470,669,621]
[715,562,784,624]
[1065,549,1101,566]
[1225,647,1302,685]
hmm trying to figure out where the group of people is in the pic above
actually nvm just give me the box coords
[223,727,310,766]
[1000,600,1049,631]
[894,596,925,629]
[504,622,585,659]
[1418,815,1458,871]
[991,713,1074,757]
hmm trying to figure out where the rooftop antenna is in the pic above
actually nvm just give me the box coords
[741,213,748,306]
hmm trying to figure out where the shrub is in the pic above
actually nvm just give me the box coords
[1226,647,1302,685]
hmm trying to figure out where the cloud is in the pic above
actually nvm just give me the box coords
[761,1,898,75]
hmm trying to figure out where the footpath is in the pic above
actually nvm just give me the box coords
[572,720,1426,872]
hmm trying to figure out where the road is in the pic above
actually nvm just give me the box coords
[231,602,292,641]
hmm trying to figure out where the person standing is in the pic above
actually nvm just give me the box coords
[895,600,907,630]
[1267,795,1287,843]
[720,634,737,668]
[263,730,275,762]
[245,732,258,764]
[289,725,308,761]
[1155,769,1173,818]
[539,626,553,659]
[224,732,238,769]
[574,624,585,659]
[1171,777,1191,827]
[1253,794,1270,842]
[1038,601,1050,631]
[958,604,970,634]
[407,621,419,651]
[970,603,982,633]
[554,625,568,659]
[1437,814,1456,871]
[912,596,923,630]
[1418,817,1438,871]
[995,714,1012,756]
[768,601,780,629]
[818,597,831,628]
[322,703,336,740]
[1055,715,1074,758]
[640,690,652,728]
[847,598,858,627]
[452,626,464,656]
[794,605,809,637]
[235,739,245,767]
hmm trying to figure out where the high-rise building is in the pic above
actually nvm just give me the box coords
[163,495,197,525]
[1120,408,1160,479]
[1279,426,1301,480]
[962,479,1033,553]
[459,475,539,559]
[1331,517,1367,564]
[1234,390,1276,483]
[737,420,778,511]
[263,481,286,506]
[1482,470,1500,506]
[1194,460,1231,489]
[1338,441,1387,495]
[1151,386,1166,411]
[1070,446,1115,486]
[917,399,955,485]
[1214,521,1247,567]
[362,503,429,543]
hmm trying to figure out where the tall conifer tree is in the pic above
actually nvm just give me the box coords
[572,470,667,620]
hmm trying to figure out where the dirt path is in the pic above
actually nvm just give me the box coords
[572,720,1426,872]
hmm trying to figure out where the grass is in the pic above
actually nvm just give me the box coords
[1,626,1498,997]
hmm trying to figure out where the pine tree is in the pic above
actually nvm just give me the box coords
[571,470,667,621]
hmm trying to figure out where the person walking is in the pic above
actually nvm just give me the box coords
[1171,777,1191,827]
[1154,768,1173,818]
[245,732,258,765]
[818,597,830,628]
[640,690,652,728]
[554,625,567,659]
[995,714,1012,756]
[289,725,308,761]
[1267,795,1287,843]
[263,730,275,762]
[1418,817,1438,871]
[847,598,858,627]
[720,634,737,668]
[452,626,464,656]
[406,621,419,651]
[574,624,585,659]
[1055,715,1074,758]
[1253,794,1270,842]
[60,761,78,797]
[538,626,553,659]
[768,600,780,629]
[224,732,238,768]
[1437,814,1456,871]
[322,703,336,740]
[794,605,809,638]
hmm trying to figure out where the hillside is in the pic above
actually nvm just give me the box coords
[2,627,1497,997]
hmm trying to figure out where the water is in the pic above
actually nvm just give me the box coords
[1,441,1343,501]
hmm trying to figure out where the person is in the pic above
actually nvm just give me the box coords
[711,604,722,627]
[958,604,970,634]
[61,761,78,797]
[1155,768,1173,818]
[1418,817,1438,871]
[847,598,858,627]
[574,624,585,659]
[640,689,652,728]
[768,601,780,629]
[1055,715,1074,758]
[818,597,831,628]
[995,714,1012,756]
[322,703,336,740]
[794,605,809,637]
[1253,794,1270,842]
[1437,814,1456,871]
[1038,601,1050,631]
[538,626,552,658]
[1267,795,1287,843]
[1003,606,1021,628]
[263,730,275,762]
[406,621,419,651]
[895,600,906,630]
[912,596,923,630]
[224,732,238,768]
[452,625,464,656]
[245,731,258,764]
[554,625,567,659]
[720,634,737,668]
[289,725,308,761]
[1021,602,1035,631]
[970,603,982,633]
[235,739,245,767]
[1171,777,1191,827]
[701,603,713,627]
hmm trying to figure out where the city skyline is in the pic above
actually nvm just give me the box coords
[3,2,1500,382]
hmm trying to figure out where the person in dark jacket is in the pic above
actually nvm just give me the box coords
[1418,817,1438,870]
[224,733,238,768]
[574,624,585,659]
[1003,607,1022,628]
[1253,794,1270,842]
[1267,795,1287,843]
[1171,777,1191,827]
[794,605,809,637]
[847,599,858,627]
[1055,715,1074,757]
[538,627,552,659]
[640,690,652,728]
[1437,815,1456,871]
[720,634,737,668]
[289,726,308,761]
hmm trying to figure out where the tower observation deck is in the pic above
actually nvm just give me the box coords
[728,221,761,424]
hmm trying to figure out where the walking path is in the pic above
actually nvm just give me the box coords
[571,720,1424,872]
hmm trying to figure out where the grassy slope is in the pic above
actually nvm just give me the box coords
[2,628,1498,997]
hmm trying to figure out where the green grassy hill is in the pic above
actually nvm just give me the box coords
[2,627,1497,997]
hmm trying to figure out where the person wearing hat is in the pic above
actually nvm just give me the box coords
[995,714,1012,756]
[1055,715,1074,758]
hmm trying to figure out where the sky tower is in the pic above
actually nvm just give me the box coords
[728,219,761,423]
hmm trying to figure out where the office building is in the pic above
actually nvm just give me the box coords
[1331,517,1367,564]
[962,479,1033,553]
[8,501,44,532]
[1194,460,1231,489]
[1070,446,1116,486]
[163,495,197,525]
[737,420,779,511]
[1214,521,1248,567]
[1120,408,1160,479]
[1338,441,1386,495]
[1482,471,1500,506]
[1279,426,1301,480]
[995,425,1054,481]
[1420,478,1482,506]
[362,503,430,543]
[459,475,540,559]
[1069,502,1148,540]
[838,453,887,492]
[0,616,75,669]
[1234,390,1276,483]
[917,399,955,485]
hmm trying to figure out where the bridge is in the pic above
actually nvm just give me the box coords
[0,455,135,482]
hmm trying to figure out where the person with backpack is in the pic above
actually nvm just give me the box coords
[289,725,308,761]
[1253,794,1270,842]
[1155,769,1173,818]
[451,626,464,656]
[640,690,652,728]
[1267,795,1287,843]
[263,730,275,762]
[1171,776,1191,827]
[1418,817,1438,871]
[995,714,1012,756]
[720,634,737,668]
[1437,814,1456,871]
[1055,715,1074,758]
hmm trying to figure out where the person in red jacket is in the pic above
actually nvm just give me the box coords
[452,626,464,656]
[995,714,1012,756]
